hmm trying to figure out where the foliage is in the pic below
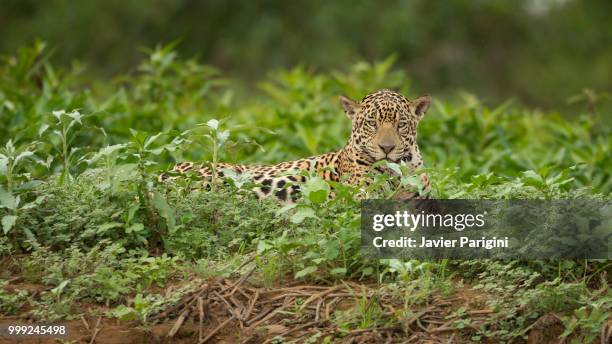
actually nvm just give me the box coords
[0,43,609,341]
[2,1,612,112]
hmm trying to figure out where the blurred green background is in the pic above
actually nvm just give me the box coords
[1,0,611,111]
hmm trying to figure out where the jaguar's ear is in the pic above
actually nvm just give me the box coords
[411,95,431,120]
[339,95,361,119]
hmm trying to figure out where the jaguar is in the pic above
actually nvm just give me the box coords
[159,89,431,201]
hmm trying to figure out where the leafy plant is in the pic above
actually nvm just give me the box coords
[125,128,187,246]
[0,280,29,315]
[0,42,609,342]
[39,110,86,184]
[0,140,45,237]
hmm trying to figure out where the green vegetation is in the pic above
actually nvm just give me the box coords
[2,0,612,113]
[0,43,610,343]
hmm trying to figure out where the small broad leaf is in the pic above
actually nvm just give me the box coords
[387,259,404,273]
[150,142,179,155]
[330,267,347,276]
[308,190,328,204]
[37,155,53,169]
[2,215,18,234]
[400,175,420,187]
[152,192,176,231]
[294,266,317,279]
[290,207,317,224]
[126,223,144,234]
[324,241,340,259]
[275,203,297,216]
[0,190,18,209]
[126,203,140,223]
[88,144,128,164]
[386,162,402,176]
[361,267,374,276]
[144,132,164,150]
[38,123,50,137]
[114,163,138,181]
[522,170,545,187]
[51,280,70,295]
[14,151,35,164]
[111,305,139,321]
[21,196,45,210]
[96,222,123,234]
[221,168,250,188]
[302,177,329,204]
[257,239,274,254]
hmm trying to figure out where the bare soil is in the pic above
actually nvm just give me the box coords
[3,271,608,343]
[1,276,491,344]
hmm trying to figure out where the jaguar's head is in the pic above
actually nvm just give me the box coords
[340,89,431,169]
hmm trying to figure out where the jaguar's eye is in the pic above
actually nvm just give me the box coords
[366,119,377,127]
[398,121,407,129]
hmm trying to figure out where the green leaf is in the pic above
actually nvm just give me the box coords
[126,203,140,223]
[51,280,70,295]
[88,144,128,164]
[256,239,274,254]
[144,132,164,150]
[152,192,176,231]
[111,305,139,321]
[308,190,328,204]
[21,196,45,210]
[96,222,123,234]
[38,124,49,136]
[275,203,297,216]
[2,215,18,234]
[386,162,402,176]
[290,207,317,224]
[522,170,545,187]
[0,157,7,174]
[114,163,138,181]
[330,267,347,276]
[302,177,329,204]
[295,266,317,279]
[324,241,340,259]
[400,175,420,187]
[14,151,35,164]
[126,223,144,234]
[0,190,18,209]
[388,259,405,273]
[361,267,374,276]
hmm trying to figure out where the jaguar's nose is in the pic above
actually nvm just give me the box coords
[379,143,396,154]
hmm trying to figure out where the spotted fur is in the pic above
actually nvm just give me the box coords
[159,89,431,201]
